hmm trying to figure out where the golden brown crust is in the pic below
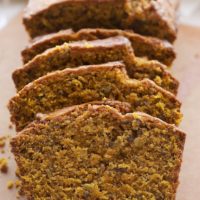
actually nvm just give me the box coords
[36,100,132,121]
[23,104,186,140]
[15,103,185,140]
[34,103,185,141]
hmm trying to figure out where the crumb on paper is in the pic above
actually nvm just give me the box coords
[0,158,8,173]
[7,181,14,189]
[0,134,12,147]
[1,149,5,154]
[0,136,6,148]
[16,194,21,199]
[15,180,21,188]
[9,124,13,130]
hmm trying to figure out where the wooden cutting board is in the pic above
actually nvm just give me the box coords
[0,14,200,200]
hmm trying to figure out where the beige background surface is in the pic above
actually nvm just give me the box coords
[0,14,200,200]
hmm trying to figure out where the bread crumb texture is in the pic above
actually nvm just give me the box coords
[9,64,181,131]
[11,105,185,200]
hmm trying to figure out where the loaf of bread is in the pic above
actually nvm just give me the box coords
[8,1,186,200]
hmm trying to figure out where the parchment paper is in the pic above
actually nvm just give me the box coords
[0,14,200,200]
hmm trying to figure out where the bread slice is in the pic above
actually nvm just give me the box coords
[8,62,182,131]
[23,0,179,42]
[22,28,176,65]
[11,103,185,199]
[14,36,179,94]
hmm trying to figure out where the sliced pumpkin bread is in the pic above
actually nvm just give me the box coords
[22,28,176,65]
[23,0,179,42]
[14,36,179,94]
[11,103,185,199]
[9,62,182,131]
